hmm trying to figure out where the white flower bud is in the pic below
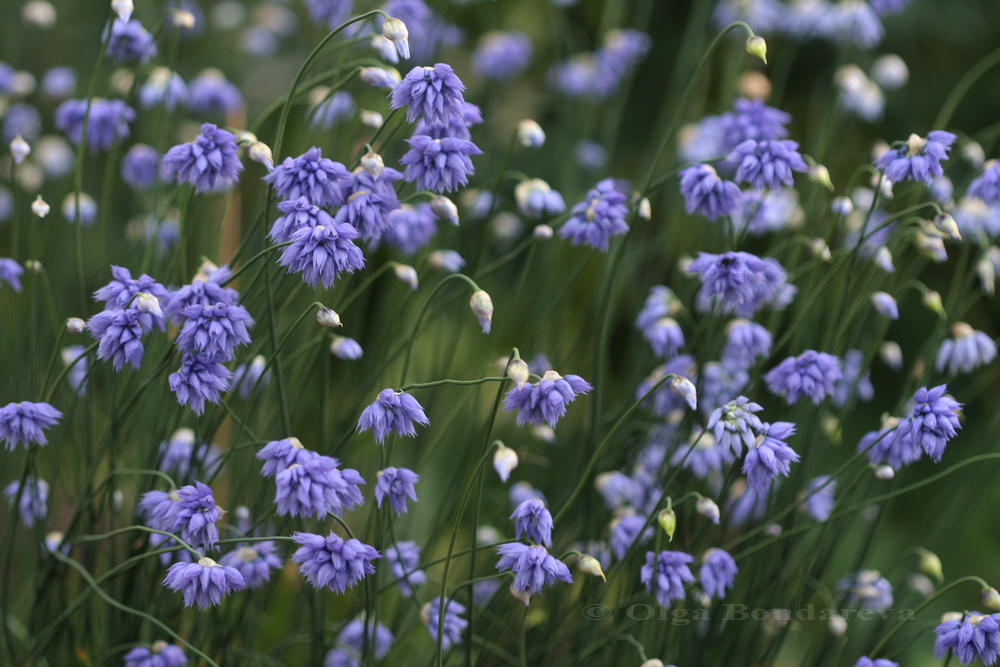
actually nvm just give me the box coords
[65,317,86,333]
[533,224,553,240]
[10,135,30,165]
[111,0,133,22]
[696,497,721,524]
[360,110,384,128]
[963,142,987,169]
[532,424,556,443]
[22,1,57,28]
[316,307,342,328]
[171,8,196,30]
[382,17,410,60]
[248,141,274,170]
[507,359,529,388]
[871,54,908,90]
[831,196,854,217]
[469,290,493,334]
[808,237,832,261]
[983,587,1000,611]
[516,120,545,148]
[508,583,531,606]
[874,246,894,273]
[136,293,163,319]
[577,554,606,581]
[978,255,996,297]
[918,549,943,583]
[933,213,961,241]
[670,376,697,411]
[874,465,895,480]
[879,341,903,371]
[492,445,518,482]
[31,196,50,218]
[922,290,945,318]
[641,661,665,667]
[809,164,834,191]
[657,508,677,541]
[477,525,502,544]
[908,573,935,598]
[745,35,767,64]
[23,260,42,273]
[361,151,384,178]
[394,264,418,290]
[430,196,459,225]
[828,614,847,638]
[637,197,652,220]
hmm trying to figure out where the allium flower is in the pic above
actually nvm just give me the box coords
[378,204,437,254]
[838,570,893,610]
[123,641,188,667]
[730,139,808,190]
[700,549,738,599]
[391,64,467,125]
[934,612,1000,665]
[337,167,404,241]
[138,68,188,111]
[636,286,681,332]
[400,135,482,193]
[385,540,426,597]
[688,251,792,317]
[163,482,222,551]
[858,418,918,471]
[3,477,48,527]
[291,531,380,593]
[330,336,364,360]
[232,355,271,400]
[855,658,898,667]
[610,513,653,560]
[679,164,742,221]
[162,123,242,193]
[105,19,157,63]
[829,0,884,48]
[263,148,352,206]
[268,197,327,244]
[422,597,467,650]
[188,69,243,116]
[875,132,957,185]
[639,316,685,358]
[277,220,365,288]
[175,302,253,361]
[375,467,419,516]
[165,265,238,323]
[514,179,566,220]
[94,266,171,316]
[472,32,533,81]
[510,499,554,547]
[310,90,355,130]
[219,542,282,589]
[330,617,394,663]
[0,401,62,449]
[671,431,733,479]
[969,161,1000,205]
[357,389,430,444]
[274,453,365,518]
[936,322,997,375]
[158,430,221,480]
[803,476,836,521]
[54,98,135,152]
[169,353,232,415]
[832,348,875,407]
[138,489,176,530]
[718,97,791,151]
[641,550,695,607]
[0,258,23,292]
[708,396,764,456]
[699,361,748,415]
[764,350,843,405]
[503,371,592,428]
[894,385,962,463]
[496,543,573,600]
[560,179,630,251]
[743,421,799,494]
[121,144,160,191]
[304,0,353,29]
[721,319,772,367]
[163,557,246,608]
[256,437,310,477]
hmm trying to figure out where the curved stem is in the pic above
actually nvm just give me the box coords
[400,376,507,392]
[934,45,1000,130]
[223,242,292,286]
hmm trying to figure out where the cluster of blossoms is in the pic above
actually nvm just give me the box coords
[859,385,963,470]
[547,28,651,99]
[503,370,593,429]
[256,438,365,518]
[87,265,170,371]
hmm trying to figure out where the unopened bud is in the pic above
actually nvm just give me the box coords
[508,583,531,606]
[359,67,401,89]
[492,444,518,482]
[696,497,720,525]
[533,224,553,240]
[933,213,961,241]
[361,150,384,178]
[136,293,163,318]
[427,249,465,273]
[248,141,274,170]
[382,17,410,60]
[507,358,529,387]
[23,260,42,273]
[469,290,493,334]
[22,1,57,28]
[532,424,556,443]
[908,573,935,598]
[874,465,895,480]
[746,35,767,64]
[430,196,459,225]
[918,549,943,584]
[31,196,50,218]
[360,110,384,128]
[879,341,903,371]
[983,587,1000,611]
[809,164,834,191]
[641,661,665,667]
[871,291,898,320]
[111,0,133,22]
[978,255,996,297]
[658,508,677,541]
[517,119,545,148]
[637,197,652,220]
[829,614,847,638]
[66,317,86,333]
[831,196,854,216]
[10,135,30,165]
[394,264,418,290]
[316,307,342,328]
[963,143,987,169]
[808,237,832,261]
[670,376,697,411]
[577,554,606,581]
[171,8,196,30]
[922,290,945,318]
[874,246,894,273]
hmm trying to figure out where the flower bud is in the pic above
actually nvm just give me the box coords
[492,444,518,482]
[508,583,531,606]
[361,150,384,178]
[918,549,943,583]
[533,224,553,240]
[532,424,556,443]
[430,195,459,225]
[879,341,903,371]
[908,573,935,598]
[933,213,961,241]
[517,119,545,148]
[248,141,274,170]
[872,53,908,90]
[360,110,384,128]
[829,614,847,637]
[831,196,854,217]
[641,661,665,667]
[171,8,196,30]
[469,290,494,334]
[330,336,363,360]
[507,358,529,388]
[394,264,418,290]
[31,196,50,218]
[577,554,606,581]
[696,497,720,525]
[745,35,767,64]
[874,465,895,480]
[809,164,834,191]
[808,237,832,262]
[963,142,987,169]
[66,317,86,333]
[670,376,697,411]
[874,245,894,273]
[739,70,772,99]
[983,587,1000,611]
[657,508,677,541]
[22,1,57,28]
[43,531,65,554]
[637,197,652,220]
[922,290,945,318]
[427,249,465,273]
[359,67,401,89]
[870,291,898,320]
[10,135,30,165]
[136,293,163,319]
[111,0,133,21]
[978,255,996,297]
[316,307,342,328]
[382,17,410,60]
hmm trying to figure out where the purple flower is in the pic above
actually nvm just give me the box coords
[640,317,685,359]
[636,355,698,416]
[263,148,352,206]
[163,557,246,608]
[832,348,874,407]
[0,401,61,450]
[829,1,884,48]
[721,319,772,368]
[163,482,222,551]
[875,132,956,185]
[743,421,799,494]
[277,220,365,289]
[356,389,430,444]
[803,476,835,521]
[375,467,419,516]
[391,64,467,125]
[707,396,764,456]
[855,657,898,667]
[268,197,326,244]
[641,550,695,607]
[699,361,749,415]
[3,477,48,527]
[422,597,467,651]
[838,570,893,610]
[936,322,997,375]
[699,548,738,599]
[330,336,364,360]
[105,19,157,63]
[304,0,353,29]
[510,499,554,547]
[503,371,592,428]
[514,179,566,220]
[256,438,310,477]
[377,203,437,255]
[331,617,394,662]
[0,258,23,292]
[935,612,1000,665]
[671,430,733,479]
[730,139,808,190]
[123,641,188,667]
[162,124,242,193]
[40,67,76,99]
[871,291,898,320]
[88,309,151,370]
[858,419,918,471]
[726,479,768,527]
[496,543,573,601]
[764,350,843,405]
[310,90,355,130]
[121,144,160,191]
[232,355,270,400]
[291,531,380,593]
[138,490,175,530]
[338,167,404,241]
[54,98,135,152]
[560,179,630,251]
[593,29,651,97]
[176,302,253,361]
[635,286,680,332]
[610,513,653,560]
[62,345,89,396]
[169,353,232,415]
[218,542,282,589]
[385,540,426,597]
[894,385,962,463]
[94,265,171,314]
[472,32,533,81]
[596,472,636,509]
[165,265,239,323]
[188,69,243,116]
[679,164,742,221]
[158,430,221,480]
[138,69,188,112]
[719,98,791,151]
[688,251,792,317]
[3,103,41,143]
[274,453,365,518]
[969,161,1000,205]
[400,135,482,193]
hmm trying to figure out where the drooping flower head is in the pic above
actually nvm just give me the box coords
[641,550,695,607]
[0,401,62,449]
[688,251,792,317]
[291,531,380,593]
[385,540,426,597]
[188,69,244,116]
[857,417,919,471]
[273,453,365,518]
[699,548,738,599]
[934,612,1000,666]
[510,499,554,548]
[165,264,239,323]
[390,64,467,125]
[163,557,246,608]
[421,597,468,651]
[158,429,222,481]
[105,18,158,63]
[138,68,188,111]
[277,221,365,288]
[837,570,893,610]
[3,477,48,527]
[707,396,764,456]
[375,467,419,516]
[176,302,254,361]
[875,131,957,185]
[123,641,189,667]
[263,147,352,206]
[121,144,160,191]
[935,322,997,376]
[496,543,573,602]
[162,123,243,193]
[743,421,799,494]
[560,179,630,251]
[356,389,430,444]
[0,258,23,292]
[472,31,533,81]
[377,203,437,254]
[218,542,282,589]
[764,350,843,405]
[969,160,1000,205]
[679,164,742,221]
[168,353,232,415]
[721,319,773,368]
[163,481,223,551]
[503,370,593,428]
[893,385,962,463]
[730,139,808,190]
[400,135,482,193]
[54,98,135,152]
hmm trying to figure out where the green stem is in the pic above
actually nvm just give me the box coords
[933,44,1000,129]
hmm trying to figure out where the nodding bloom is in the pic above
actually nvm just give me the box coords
[54,98,135,152]
[422,597,468,651]
[593,28,651,97]
[832,349,874,407]
[671,429,733,479]
[636,285,682,332]
[700,549,738,600]
[875,132,957,185]
[274,453,365,518]
[858,418,919,470]
[934,612,1000,665]
[94,265,172,316]
[688,251,792,317]
[164,482,223,551]
[721,319,772,368]
[269,197,332,245]
[304,0,353,29]
[338,166,404,242]
[969,161,1000,205]
[764,350,843,405]
[0,401,62,449]
[330,336,364,360]
[219,542,282,589]
[641,550,695,607]
[510,499,554,547]
[610,513,654,560]
[503,370,593,428]
[375,467,419,516]
[327,617,395,664]
[291,531,380,593]
[717,97,791,152]
[639,316,685,359]
[62,345,89,396]
[87,308,152,371]
[679,164,742,221]
[385,540,426,597]
[837,570,893,610]
[803,476,836,521]
[636,355,698,416]
[138,68,188,111]
[357,389,430,444]
[412,100,483,140]
[3,477,48,527]
[699,361,749,416]
[400,135,482,193]
[309,90,355,130]
[232,354,271,400]
[169,352,232,415]
[263,147,352,207]
[871,291,899,320]
[163,557,246,608]
[256,438,310,477]
[188,69,244,116]
[707,396,764,456]
[894,385,962,463]
[560,179,630,251]
[514,179,566,220]
[0,258,23,292]
[278,220,365,289]
[121,144,160,191]
[390,64,467,125]
[377,203,437,255]
[175,302,253,362]
[936,322,997,375]
[743,421,799,494]
[105,19,157,63]
[472,31,533,81]
[166,265,239,323]
[158,429,222,480]
[162,123,243,193]
[829,0,884,49]
[729,139,808,190]
[496,543,573,601]
[855,658,898,667]
[123,641,188,667]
